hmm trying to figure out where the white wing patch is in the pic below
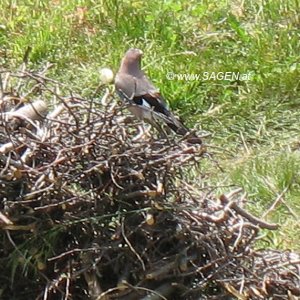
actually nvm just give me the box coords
[140,98,152,109]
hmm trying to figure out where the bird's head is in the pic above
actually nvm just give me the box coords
[125,48,143,59]
[120,48,143,75]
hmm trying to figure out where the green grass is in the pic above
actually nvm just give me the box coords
[228,151,300,250]
[1,0,299,248]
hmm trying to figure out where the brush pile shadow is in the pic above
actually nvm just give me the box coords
[0,68,299,300]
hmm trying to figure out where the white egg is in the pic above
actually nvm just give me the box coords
[99,68,114,84]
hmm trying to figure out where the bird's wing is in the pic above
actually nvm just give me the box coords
[133,92,188,135]
[115,72,166,110]
[115,72,188,135]
[132,92,168,115]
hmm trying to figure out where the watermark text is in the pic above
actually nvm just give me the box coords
[166,71,252,81]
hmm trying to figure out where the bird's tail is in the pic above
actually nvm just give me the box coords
[165,115,202,144]
[166,119,188,135]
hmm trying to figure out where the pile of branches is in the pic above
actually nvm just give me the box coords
[0,67,299,300]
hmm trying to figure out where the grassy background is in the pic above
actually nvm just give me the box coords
[1,0,299,249]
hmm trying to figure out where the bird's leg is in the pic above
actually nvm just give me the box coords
[150,120,170,142]
[132,121,151,141]
[143,121,152,136]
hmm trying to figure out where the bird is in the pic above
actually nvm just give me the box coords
[114,48,201,143]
